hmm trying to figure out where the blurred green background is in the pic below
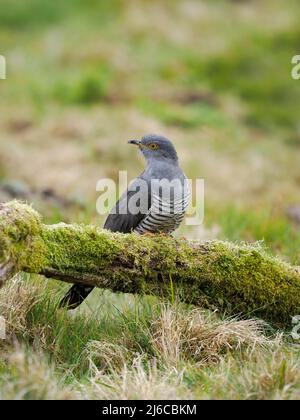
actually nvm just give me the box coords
[0,0,300,262]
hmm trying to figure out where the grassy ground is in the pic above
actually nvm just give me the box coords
[1,0,300,399]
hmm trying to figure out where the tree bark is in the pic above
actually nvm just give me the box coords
[1,200,300,327]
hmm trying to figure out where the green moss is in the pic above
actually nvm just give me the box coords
[40,222,300,326]
[0,201,47,274]
[1,201,300,327]
[183,241,300,326]
[35,229,300,326]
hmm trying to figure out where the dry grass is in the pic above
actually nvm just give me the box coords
[150,306,275,367]
[85,341,134,373]
[196,346,300,400]
[0,346,77,400]
[0,275,41,337]
[0,276,298,400]
[0,0,300,400]
[83,356,192,400]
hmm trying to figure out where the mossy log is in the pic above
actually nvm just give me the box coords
[1,200,300,327]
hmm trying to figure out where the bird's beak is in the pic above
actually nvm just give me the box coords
[128,139,141,146]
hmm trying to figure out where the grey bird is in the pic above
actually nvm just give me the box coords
[60,134,189,309]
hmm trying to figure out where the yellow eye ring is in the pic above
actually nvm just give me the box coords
[148,143,159,150]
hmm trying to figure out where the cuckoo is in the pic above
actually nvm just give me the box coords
[60,134,189,309]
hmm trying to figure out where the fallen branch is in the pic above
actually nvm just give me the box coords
[1,201,300,327]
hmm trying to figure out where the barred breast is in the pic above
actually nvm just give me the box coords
[134,185,190,235]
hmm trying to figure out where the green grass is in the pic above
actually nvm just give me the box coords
[25,284,159,378]
[138,99,227,129]
[1,276,300,399]
[53,67,114,105]
[207,206,300,263]
[1,0,300,400]
[0,0,123,29]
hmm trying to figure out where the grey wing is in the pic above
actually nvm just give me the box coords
[60,176,149,309]
[103,177,150,233]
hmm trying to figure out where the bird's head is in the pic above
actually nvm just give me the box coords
[128,134,178,164]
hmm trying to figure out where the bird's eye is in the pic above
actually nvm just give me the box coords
[148,143,159,150]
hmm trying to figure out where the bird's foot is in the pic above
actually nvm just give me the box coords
[142,232,156,237]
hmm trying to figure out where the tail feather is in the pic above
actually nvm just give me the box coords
[59,285,94,309]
